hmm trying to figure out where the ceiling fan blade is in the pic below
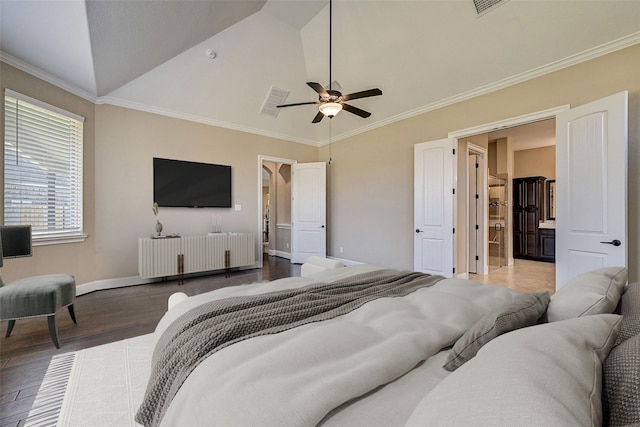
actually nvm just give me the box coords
[342,103,371,118]
[277,101,319,108]
[312,111,324,123]
[341,88,383,102]
[307,82,329,97]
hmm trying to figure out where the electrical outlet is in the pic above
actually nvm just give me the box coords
[339,247,344,253]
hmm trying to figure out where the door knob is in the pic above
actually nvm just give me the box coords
[600,239,622,247]
[415,229,424,233]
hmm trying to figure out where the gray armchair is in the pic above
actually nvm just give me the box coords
[0,225,77,348]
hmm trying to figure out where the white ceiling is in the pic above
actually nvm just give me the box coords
[489,119,556,151]
[1,0,639,146]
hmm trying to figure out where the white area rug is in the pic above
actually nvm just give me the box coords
[26,334,153,427]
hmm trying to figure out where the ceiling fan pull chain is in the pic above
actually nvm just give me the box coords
[329,0,332,91]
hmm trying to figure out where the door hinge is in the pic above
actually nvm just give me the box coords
[453,148,456,155]
[452,227,455,234]
[475,194,479,199]
[475,224,479,230]
[452,188,456,195]
[475,255,479,261]
[475,163,479,168]
[453,267,456,274]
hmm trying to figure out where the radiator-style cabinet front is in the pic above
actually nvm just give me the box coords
[138,233,256,280]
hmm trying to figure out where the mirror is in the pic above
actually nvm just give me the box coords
[546,180,556,220]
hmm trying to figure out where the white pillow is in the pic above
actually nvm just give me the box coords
[405,314,622,427]
[546,267,627,322]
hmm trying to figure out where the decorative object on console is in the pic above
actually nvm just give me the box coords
[153,202,163,237]
[211,214,222,233]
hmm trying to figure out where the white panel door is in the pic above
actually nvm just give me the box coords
[556,91,627,288]
[292,162,327,264]
[414,139,454,277]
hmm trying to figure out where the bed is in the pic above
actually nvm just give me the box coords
[135,258,638,427]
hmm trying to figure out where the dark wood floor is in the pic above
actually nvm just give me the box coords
[0,255,300,427]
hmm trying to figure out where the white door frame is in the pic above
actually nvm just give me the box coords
[466,144,488,276]
[448,105,570,278]
[257,155,297,265]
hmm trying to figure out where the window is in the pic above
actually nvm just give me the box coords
[4,89,86,244]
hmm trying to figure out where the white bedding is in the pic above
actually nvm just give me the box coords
[149,265,522,426]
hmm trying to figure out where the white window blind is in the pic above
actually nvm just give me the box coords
[4,89,85,241]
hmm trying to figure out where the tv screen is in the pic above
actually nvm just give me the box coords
[153,158,232,208]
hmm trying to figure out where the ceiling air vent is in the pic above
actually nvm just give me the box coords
[473,0,508,16]
[260,86,290,118]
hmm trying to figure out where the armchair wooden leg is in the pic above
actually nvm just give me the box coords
[68,304,77,324]
[47,315,61,349]
[5,319,15,338]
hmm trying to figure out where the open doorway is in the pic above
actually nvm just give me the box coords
[261,165,272,254]
[424,92,627,290]
[450,107,563,288]
[489,119,556,270]
[258,156,295,262]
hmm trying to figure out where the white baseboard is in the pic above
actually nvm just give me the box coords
[76,265,261,296]
[76,276,155,296]
[457,272,470,280]
[326,256,363,266]
[270,250,291,259]
[75,255,362,296]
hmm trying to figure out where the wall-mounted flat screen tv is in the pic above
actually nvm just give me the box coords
[153,158,232,208]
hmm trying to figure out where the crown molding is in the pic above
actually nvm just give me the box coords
[96,95,320,147]
[317,31,640,146]
[4,29,639,148]
[0,51,97,103]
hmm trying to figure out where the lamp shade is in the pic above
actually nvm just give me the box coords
[319,102,342,118]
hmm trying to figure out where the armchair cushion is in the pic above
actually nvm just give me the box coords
[0,274,75,319]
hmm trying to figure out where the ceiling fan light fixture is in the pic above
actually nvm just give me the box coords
[319,102,342,118]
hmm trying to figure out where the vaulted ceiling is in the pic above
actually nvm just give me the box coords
[1,0,639,146]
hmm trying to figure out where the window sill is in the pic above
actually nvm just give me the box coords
[32,233,88,246]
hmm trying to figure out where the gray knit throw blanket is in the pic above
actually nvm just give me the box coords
[135,269,443,427]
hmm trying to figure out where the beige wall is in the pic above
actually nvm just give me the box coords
[2,43,639,286]
[0,63,97,284]
[0,66,317,286]
[92,105,316,281]
[514,146,556,179]
[320,44,640,281]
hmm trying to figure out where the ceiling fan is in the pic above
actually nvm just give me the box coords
[276,0,382,123]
